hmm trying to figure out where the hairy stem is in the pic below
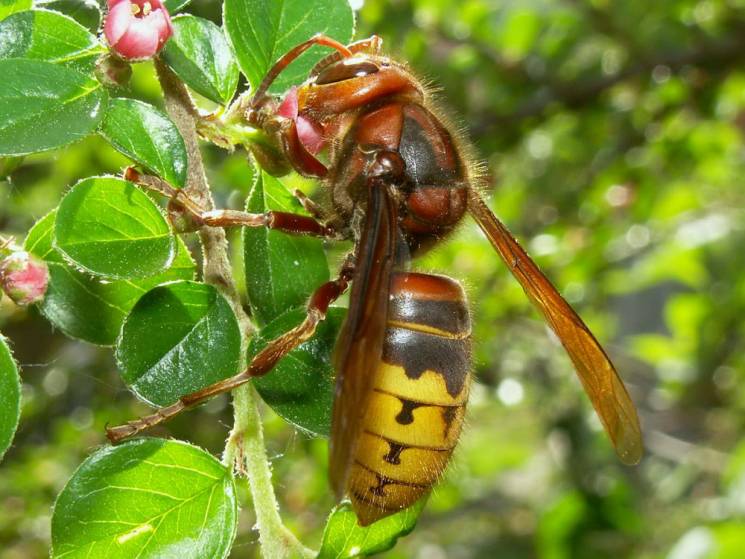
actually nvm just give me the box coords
[154,58,312,559]
[228,385,316,559]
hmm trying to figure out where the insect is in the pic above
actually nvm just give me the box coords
[108,34,643,525]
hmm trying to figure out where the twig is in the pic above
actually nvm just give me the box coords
[154,57,313,559]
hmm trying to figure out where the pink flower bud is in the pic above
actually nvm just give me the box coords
[0,251,49,306]
[277,86,326,154]
[104,0,173,61]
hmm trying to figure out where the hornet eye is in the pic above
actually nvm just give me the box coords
[314,59,380,85]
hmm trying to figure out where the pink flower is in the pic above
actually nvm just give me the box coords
[0,252,49,306]
[277,86,326,155]
[104,0,173,61]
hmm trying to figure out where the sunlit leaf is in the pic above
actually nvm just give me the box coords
[25,210,195,346]
[116,281,242,407]
[99,98,188,188]
[250,306,343,436]
[52,438,237,559]
[243,171,329,325]
[223,0,354,93]
[55,176,175,280]
[0,59,107,156]
[35,0,101,32]
[317,500,425,559]
[162,15,239,104]
[0,0,30,20]
[163,0,190,13]
[0,335,20,461]
[0,9,103,72]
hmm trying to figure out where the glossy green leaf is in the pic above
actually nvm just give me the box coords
[243,172,329,325]
[116,281,242,407]
[55,176,175,280]
[35,0,101,32]
[163,0,190,13]
[52,438,237,559]
[99,98,188,188]
[317,500,426,559]
[0,0,30,20]
[224,0,354,93]
[0,9,104,72]
[250,306,343,436]
[25,211,195,346]
[0,335,20,461]
[162,15,239,104]
[0,58,107,156]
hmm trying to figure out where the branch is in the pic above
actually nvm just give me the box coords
[154,58,313,559]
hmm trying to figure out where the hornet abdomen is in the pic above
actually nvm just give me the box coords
[347,272,471,525]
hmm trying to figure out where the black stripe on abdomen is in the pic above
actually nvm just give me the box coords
[382,327,471,399]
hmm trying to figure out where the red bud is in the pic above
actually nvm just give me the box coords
[277,86,326,155]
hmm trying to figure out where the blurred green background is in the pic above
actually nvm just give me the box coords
[2,0,745,557]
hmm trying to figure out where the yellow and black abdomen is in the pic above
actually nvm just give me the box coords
[348,272,471,525]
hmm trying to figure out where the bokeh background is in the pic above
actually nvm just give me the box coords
[2,0,745,557]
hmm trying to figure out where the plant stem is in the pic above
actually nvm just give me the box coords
[229,385,316,559]
[154,58,313,559]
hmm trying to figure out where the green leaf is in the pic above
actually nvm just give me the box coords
[224,0,354,93]
[250,306,343,436]
[99,98,188,188]
[35,0,101,32]
[317,500,426,559]
[52,438,237,559]
[55,176,175,280]
[163,0,190,13]
[0,335,20,462]
[244,172,329,325]
[25,210,195,346]
[0,9,104,72]
[0,58,107,156]
[116,281,242,407]
[0,0,30,20]
[162,15,239,105]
